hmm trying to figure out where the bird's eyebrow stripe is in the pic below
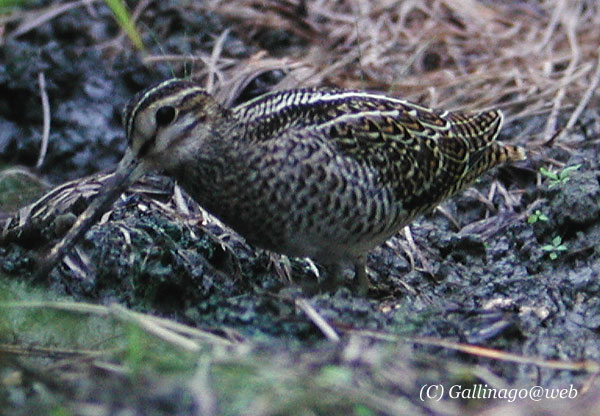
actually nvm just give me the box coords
[125,79,205,140]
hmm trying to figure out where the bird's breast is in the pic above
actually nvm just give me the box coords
[169,140,408,262]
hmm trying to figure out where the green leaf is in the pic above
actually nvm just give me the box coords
[528,210,549,224]
[539,167,558,180]
[559,164,582,179]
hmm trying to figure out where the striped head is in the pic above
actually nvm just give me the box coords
[35,79,230,280]
[121,79,228,172]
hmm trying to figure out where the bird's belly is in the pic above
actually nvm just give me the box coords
[173,146,411,264]
[220,206,386,265]
[182,173,405,264]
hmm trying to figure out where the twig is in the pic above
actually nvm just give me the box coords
[411,336,600,373]
[0,342,103,358]
[0,300,233,346]
[7,0,91,39]
[173,183,190,216]
[205,29,230,94]
[542,6,580,142]
[555,48,600,143]
[109,303,201,352]
[35,71,50,169]
[351,329,600,374]
[403,226,433,275]
[537,0,566,52]
[295,298,340,342]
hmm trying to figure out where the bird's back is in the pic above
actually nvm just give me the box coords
[182,88,525,264]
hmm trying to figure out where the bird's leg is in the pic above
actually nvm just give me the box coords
[318,263,344,292]
[318,258,370,295]
[353,256,370,296]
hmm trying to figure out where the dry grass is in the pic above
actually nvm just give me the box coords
[192,0,599,145]
[2,1,600,414]
[5,0,597,144]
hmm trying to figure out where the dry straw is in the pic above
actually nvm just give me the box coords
[195,0,600,145]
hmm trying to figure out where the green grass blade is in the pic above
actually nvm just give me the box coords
[103,0,145,51]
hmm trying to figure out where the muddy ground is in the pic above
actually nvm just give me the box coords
[1,1,600,415]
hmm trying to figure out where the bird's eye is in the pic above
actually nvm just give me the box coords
[155,106,176,127]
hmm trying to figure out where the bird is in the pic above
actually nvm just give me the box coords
[35,78,526,293]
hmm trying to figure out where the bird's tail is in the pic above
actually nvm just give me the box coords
[454,109,526,181]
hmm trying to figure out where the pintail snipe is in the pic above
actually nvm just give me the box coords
[34,78,526,293]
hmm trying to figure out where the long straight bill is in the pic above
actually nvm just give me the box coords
[34,150,146,280]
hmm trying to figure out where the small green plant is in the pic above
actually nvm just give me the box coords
[0,0,33,12]
[528,209,549,224]
[539,164,581,188]
[541,235,568,260]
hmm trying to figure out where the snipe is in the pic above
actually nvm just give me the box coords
[36,78,526,293]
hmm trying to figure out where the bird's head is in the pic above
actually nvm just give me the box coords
[120,78,227,175]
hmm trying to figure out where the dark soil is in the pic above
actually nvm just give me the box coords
[1,1,600,415]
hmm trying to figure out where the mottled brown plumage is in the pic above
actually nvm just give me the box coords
[36,78,526,293]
